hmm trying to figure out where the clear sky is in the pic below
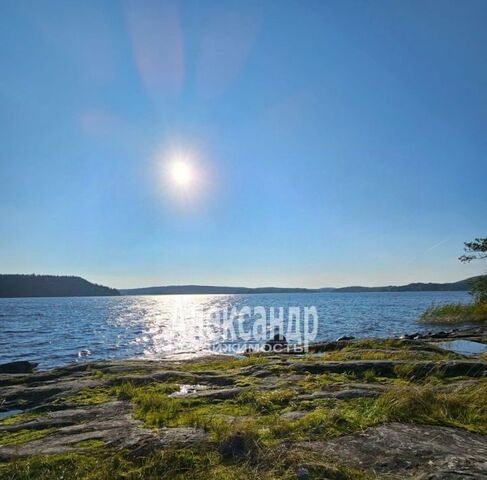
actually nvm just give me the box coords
[1,0,486,289]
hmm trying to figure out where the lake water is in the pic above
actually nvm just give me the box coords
[0,292,472,368]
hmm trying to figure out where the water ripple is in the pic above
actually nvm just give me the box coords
[0,292,472,368]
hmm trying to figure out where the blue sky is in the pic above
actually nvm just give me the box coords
[1,0,486,289]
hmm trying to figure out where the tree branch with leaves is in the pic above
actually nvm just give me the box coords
[459,237,487,263]
[459,237,487,304]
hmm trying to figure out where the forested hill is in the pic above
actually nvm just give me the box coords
[331,277,480,292]
[119,285,315,295]
[0,275,120,298]
[121,277,480,296]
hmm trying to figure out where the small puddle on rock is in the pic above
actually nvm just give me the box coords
[0,409,22,420]
[169,384,208,397]
[434,339,487,356]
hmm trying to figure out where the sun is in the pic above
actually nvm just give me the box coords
[169,160,195,187]
[157,146,208,205]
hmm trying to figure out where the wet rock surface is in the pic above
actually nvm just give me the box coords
[308,325,487,353]
[0,361,38,374]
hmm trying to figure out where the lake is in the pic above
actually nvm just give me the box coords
[0,291,472,368]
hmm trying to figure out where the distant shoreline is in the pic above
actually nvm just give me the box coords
[119,289,472,296]
[0,274,481,298]
[120,277,478,296]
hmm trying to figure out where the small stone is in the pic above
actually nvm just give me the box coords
[220,432,246,458]
[281,411,307,420]
[336,335,355,341]
[297,466,310,479]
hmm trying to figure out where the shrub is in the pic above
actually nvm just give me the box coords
[471,276,487,304]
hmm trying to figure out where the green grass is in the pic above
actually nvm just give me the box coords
[298,371,397,391]
[111,369,487,448]
[0,452,130,480]
[368,380,487,433]
[0,428,54,446]
[342,339,416,350]
[0,447,373,480]
[275,379,487,440]
[114,382,182,427]
[73,439,105,449]
[0,413,43,426]
[179,354,269,372]
[419,302,487,324]
[272,398,375,441]
[237,388,295,415]
[321,349,456,361]
[112,379,369,444]
[311,338,460,361]
[2,350,486,479]
[113,381,255,435]
[390,363,467,382]
[56,388,112,406]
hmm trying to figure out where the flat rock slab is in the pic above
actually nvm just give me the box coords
[297,422,487,479]
[1,378,107,410]
[1,369,238,411]
[107,370,198,386]
[297,388,380,401]
[185,386,245,401]
[0,401,208,460]
[292,360,487,377]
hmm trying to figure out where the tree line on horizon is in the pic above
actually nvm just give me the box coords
[0,274,119,298]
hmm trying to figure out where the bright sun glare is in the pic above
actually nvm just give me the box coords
[160,147,207,204]
[170,160,194,187]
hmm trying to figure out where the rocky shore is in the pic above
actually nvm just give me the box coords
[1,327,486,479]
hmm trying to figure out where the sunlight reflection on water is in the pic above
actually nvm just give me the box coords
[0,291,472,368]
